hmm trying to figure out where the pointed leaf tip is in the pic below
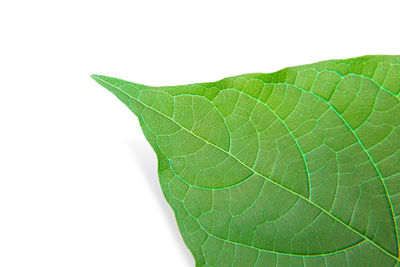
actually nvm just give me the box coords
[90,74,109,83]
[90,74,106,86]
[90,74,99,80]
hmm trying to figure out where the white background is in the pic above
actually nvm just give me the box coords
[0,0,399,266]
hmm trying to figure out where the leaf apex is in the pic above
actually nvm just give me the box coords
[90,74,108,83]
[90,74,123,94]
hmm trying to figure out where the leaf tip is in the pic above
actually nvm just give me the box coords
[90,74,116,92]
[90,74,105,82]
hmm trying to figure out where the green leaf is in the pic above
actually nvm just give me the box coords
[92,55,400,266]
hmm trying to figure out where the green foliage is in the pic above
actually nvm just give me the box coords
[92,55,400,266]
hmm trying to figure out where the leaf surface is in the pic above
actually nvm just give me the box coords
[92,55,400,266]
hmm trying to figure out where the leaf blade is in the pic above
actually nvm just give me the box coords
[92,55,400,266]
